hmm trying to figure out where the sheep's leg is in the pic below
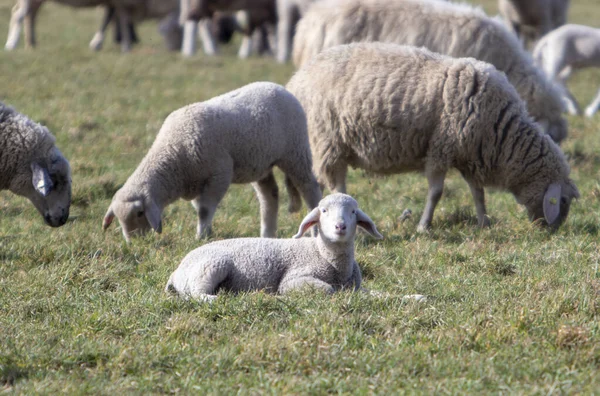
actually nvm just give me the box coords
[276,1,293,63]
[467,182,490,228]
[198,18,217,55]
[585,87,600,118]
[191,171,232,238]
[188,261,233,302]
[279,166,322,211]
[238,34,253,59]
[23,0,41,49]
[561,88,581,116]
[182,21,197,56]
[323,163,347,194]
[278,276,335,294]
[90,6,114,51]
[417,171,446,233]
[284,175,302,213]
[115,7,133,53]
[252,171,279,238]
[5,0,29,50]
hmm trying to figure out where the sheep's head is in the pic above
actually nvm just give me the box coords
[519,179,579,230]
[102,192,162,242]
[293,193,383,242]
[24,147,71,227]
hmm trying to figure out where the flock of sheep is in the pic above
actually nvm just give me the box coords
[2,0,599,301]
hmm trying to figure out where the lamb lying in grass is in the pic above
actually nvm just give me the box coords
[165,193,383,301]
[533,24,600,118]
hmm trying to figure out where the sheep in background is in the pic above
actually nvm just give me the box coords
[533,24,600,118]
[275,0,315,63]
[0,102,71,227]
[499,0,570,48]
[5,0,180,53]
[165,193,383,302]
[292,0,568,144]
[103,82,322,241]
[287,43,579,232]
[179,0,275,57]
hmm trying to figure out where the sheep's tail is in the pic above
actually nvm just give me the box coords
[285,175,303,213]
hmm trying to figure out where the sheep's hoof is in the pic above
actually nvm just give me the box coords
[89,33,103,51]
[416,223,430,234]
[585,107,597,118]
[479,217,491,228]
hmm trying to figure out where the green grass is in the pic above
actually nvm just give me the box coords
[1,1,600,393]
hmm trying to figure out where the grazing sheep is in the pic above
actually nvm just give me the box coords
[5,0,179,52]
[292,0,568,144]
[286,43,579,232]
[499,0,570,48]
[533,24,600,118]
[0,102,71,227]
[275,0,315,63]
[102,82,322,241]
[89,1,182,52]
[179,0,275,57]
[165,193,383,302]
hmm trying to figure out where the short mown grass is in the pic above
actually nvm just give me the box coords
[1,1,599,393]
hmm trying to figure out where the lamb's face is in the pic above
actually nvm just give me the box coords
[293,193,383,241]
[26,148,72,227]
[520,179,579,229]
[102,193,162,242]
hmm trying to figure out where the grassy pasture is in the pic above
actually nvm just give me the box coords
[1,0,599,393]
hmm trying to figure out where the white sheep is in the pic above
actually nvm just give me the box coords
[286,43,579,232]
[533,24,600,118]
[498,0,570,48]
[102,82,322,241]
[292,0,568,144]
[5,0,179,53]
[165,193,383,301]
[275,0,314,63]
[0,102,72,227]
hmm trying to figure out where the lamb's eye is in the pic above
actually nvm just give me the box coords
[352,210,356,214]
[321,208,327,213]
[137,211,144,218]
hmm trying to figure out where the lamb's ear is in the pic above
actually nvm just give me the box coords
[293,207,320,238]
[356,209,383,240]
[569,180,580,199]
[543,183,562,225]
[31,162,53,197]
[145,199,162,233]
[103,205,115,230]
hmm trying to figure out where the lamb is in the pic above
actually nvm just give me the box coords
[286,43,579,232]
[533,24,600,118]
[292,0,568,144]
[102,82,322,241]
[5,0,179,53]
[179,0,275,57]
[0,102,71,227]
[275,0,315,63]
[498,0,570,48]
[165,193,383,301]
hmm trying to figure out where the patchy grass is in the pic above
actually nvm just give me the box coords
[1,0,599,393]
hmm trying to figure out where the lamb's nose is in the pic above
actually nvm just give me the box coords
[335,223,347,231]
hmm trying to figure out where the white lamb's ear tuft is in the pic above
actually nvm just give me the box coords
[145,199,163,233]
[543,183,562,225]
[293,207,320,238]
[103,205,115,230]
[356,209,383,240]
[31,162,53,197]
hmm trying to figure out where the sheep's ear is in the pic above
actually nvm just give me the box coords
[293,207,320,238]
[31,162,53,197]
[103,205,115,230]
[543,183,562,225]
[356,209,383,240]
[145,199,162,233]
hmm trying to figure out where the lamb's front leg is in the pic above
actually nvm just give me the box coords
[198,18,217,55]
[278,276,335,294]
[417,170,446,233]
[585,86,600,118]
[252,171,279,238]
[89,6,114,51]
[5,0,29,50]
[467,182,490,228]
